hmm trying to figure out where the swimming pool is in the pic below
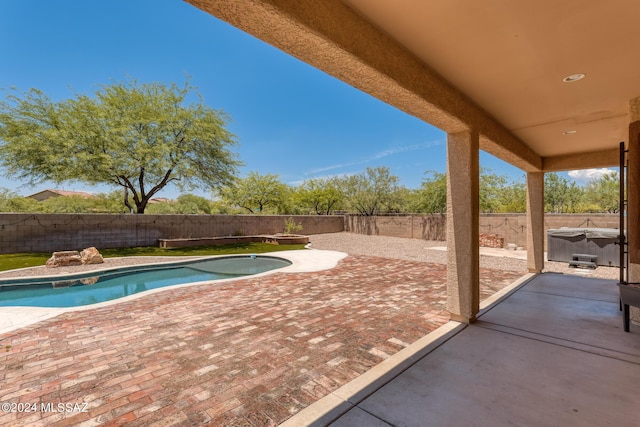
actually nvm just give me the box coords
[0,255,291,308]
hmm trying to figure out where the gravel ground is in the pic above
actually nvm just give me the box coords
[309,232,620,280]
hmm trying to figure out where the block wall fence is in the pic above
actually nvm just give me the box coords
[0,214,344,254]
[344,213,620,249]
[0,213,620,254]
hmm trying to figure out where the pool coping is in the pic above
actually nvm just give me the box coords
[0,249,347,335]
[0,254,293,287]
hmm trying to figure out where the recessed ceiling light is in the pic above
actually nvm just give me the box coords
[563,73,586,83]
[563,130,577,135]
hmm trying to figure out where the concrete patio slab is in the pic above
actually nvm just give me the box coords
[329,274,640,427]
[339,326,640,427]
[480,278,640,358]
[522,272,619,302]
[332,407,391,427]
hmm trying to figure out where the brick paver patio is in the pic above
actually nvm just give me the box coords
[0,254,523,426]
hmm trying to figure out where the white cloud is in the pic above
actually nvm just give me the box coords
[305,139,444,177]
[307,162,355,175]
[371,140,444,160]
[568,168,616,184]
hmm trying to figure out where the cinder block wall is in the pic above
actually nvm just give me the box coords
[345,214,448,241]
[0,214,344,254]
[345,213,620,248]
[0,213,621,254]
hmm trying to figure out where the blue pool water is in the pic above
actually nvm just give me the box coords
[0,255,291,308]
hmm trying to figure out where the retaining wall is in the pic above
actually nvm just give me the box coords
[0,214,344,254]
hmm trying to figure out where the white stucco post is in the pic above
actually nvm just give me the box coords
[446,130,480,323]
[526,172,544,273]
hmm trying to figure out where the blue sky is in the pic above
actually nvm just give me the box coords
[0,0,600,199]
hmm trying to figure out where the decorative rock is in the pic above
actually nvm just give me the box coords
[81,247,104,265]
[45,251,82,268]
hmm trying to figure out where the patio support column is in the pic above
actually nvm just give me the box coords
[526,172,544,273]
[446,130,480,324]
[628,97,640,323]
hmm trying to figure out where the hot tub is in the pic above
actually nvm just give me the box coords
[547,228,624,267]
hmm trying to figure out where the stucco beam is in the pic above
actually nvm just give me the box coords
[480,136,541,172]
[185,0,542,172]
[542,148,619,172]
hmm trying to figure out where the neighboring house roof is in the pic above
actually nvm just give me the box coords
[148,197,173,204]
[27,189,95,202]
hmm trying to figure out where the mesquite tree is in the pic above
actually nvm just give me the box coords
[0,79,241,213]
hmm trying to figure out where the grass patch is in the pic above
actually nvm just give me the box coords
[0,253,52,272]
[0,243,307,273]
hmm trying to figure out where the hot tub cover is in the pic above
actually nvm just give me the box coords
[547,227,623,239]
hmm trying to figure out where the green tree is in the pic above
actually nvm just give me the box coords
[479,168,508,213]
[92,191,130,213]
[0,188,41,212]
[584,171,619,213]
[495,180,527,213]
[274,185,297,215]
[145,194,214,214]
[411,169,525,214]
[544,172,583,213]
[174,194,214,214]
[295,177,344,215]
[392,186,413,213]
[342,167,404,215]
[145,200,176,214]
[412,171,447,213]
[39,195,97,213]
[0,79,241,213]
[221,172,288,214]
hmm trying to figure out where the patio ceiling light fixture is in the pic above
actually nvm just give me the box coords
[563,73,586,83]
[563,130,577,135]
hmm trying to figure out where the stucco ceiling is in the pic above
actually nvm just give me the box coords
[341,0,640,159]
[186,0,640,170]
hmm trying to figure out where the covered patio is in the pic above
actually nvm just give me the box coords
[184,1,640,425]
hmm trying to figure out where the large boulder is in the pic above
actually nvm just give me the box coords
[45,251,83,268]
[81,247,104,265]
